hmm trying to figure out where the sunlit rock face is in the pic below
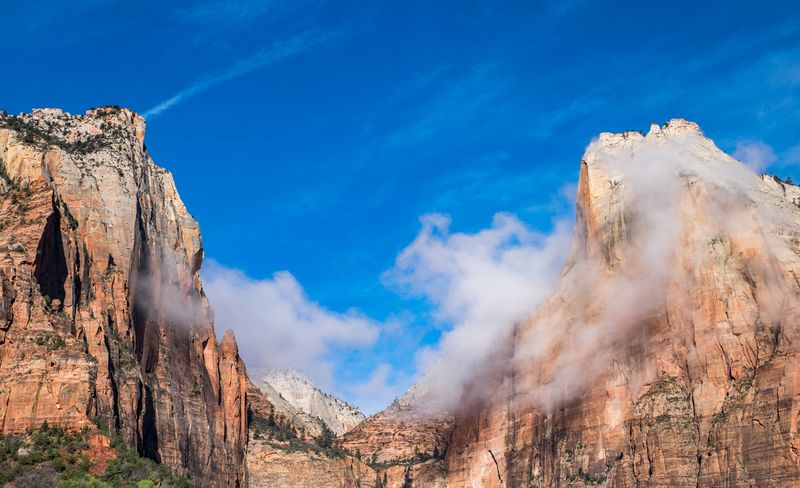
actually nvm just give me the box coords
[340,382,453,463]
[7,108,798,488]
[0,108,248,487]
[336,381,452,487]
[442,120,800,487]
[246,441,379,488]
[258,368,365,436]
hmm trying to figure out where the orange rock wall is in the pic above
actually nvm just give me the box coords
[0,108,248,487]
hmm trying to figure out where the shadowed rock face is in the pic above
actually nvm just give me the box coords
[0,107,248,487]
[443,120,800,487]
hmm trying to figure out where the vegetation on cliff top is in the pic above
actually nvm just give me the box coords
[0,109,132,157]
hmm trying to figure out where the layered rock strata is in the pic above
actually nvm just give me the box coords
[0,107,248,487]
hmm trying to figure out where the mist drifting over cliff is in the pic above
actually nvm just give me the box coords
[392,120,798,414]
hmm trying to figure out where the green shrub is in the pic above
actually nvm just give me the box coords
[0,425,192,487]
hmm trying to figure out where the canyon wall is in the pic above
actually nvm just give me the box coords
[0,107,248,487]
[5,109,798,488]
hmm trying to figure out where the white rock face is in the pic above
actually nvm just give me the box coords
[259,368,365,436]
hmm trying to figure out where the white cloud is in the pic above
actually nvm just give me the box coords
[733,139,777,172]
[384,211,573,411]
[202,260,380,393]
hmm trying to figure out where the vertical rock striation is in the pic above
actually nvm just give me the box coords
[443,120,800,487]
[0,107,247,487]
[6,109,797,488]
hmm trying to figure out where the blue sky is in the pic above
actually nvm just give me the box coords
[3,0,799,413]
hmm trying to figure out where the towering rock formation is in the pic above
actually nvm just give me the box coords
[5,108,797,488]
[0,107,248,487]
[443,120,800,487]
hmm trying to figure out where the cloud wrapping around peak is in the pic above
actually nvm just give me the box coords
[202,260,379,392]
[384,212,573,411]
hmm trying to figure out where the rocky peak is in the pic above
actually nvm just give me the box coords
[338,380,453,473]
[258,368,365,436]
[444,119,800,487]
[574,118,768,270]
[221,328,240,356]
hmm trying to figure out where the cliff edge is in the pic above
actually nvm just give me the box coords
[0,107,248,487]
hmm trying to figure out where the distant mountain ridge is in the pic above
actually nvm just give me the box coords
[257,368,365,436]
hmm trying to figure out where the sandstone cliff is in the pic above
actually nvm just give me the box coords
[246,375,379,487]
[0,107,248,487]
[443,120,800,487]
[338,382,452,487]
[246,367,450,486]
[7,108,797,488]
[246,440,378,488]
[340,383,452,465]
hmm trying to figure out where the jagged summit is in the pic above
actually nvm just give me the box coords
[256,368,365,436]
[592,118,703,148]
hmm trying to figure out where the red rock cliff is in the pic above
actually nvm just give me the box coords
[444,120,800,487]
[0,107,247,487]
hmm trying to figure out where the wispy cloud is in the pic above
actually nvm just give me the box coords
[143,30,335,119]
[381,64,503,149]
[202,258,416,413]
